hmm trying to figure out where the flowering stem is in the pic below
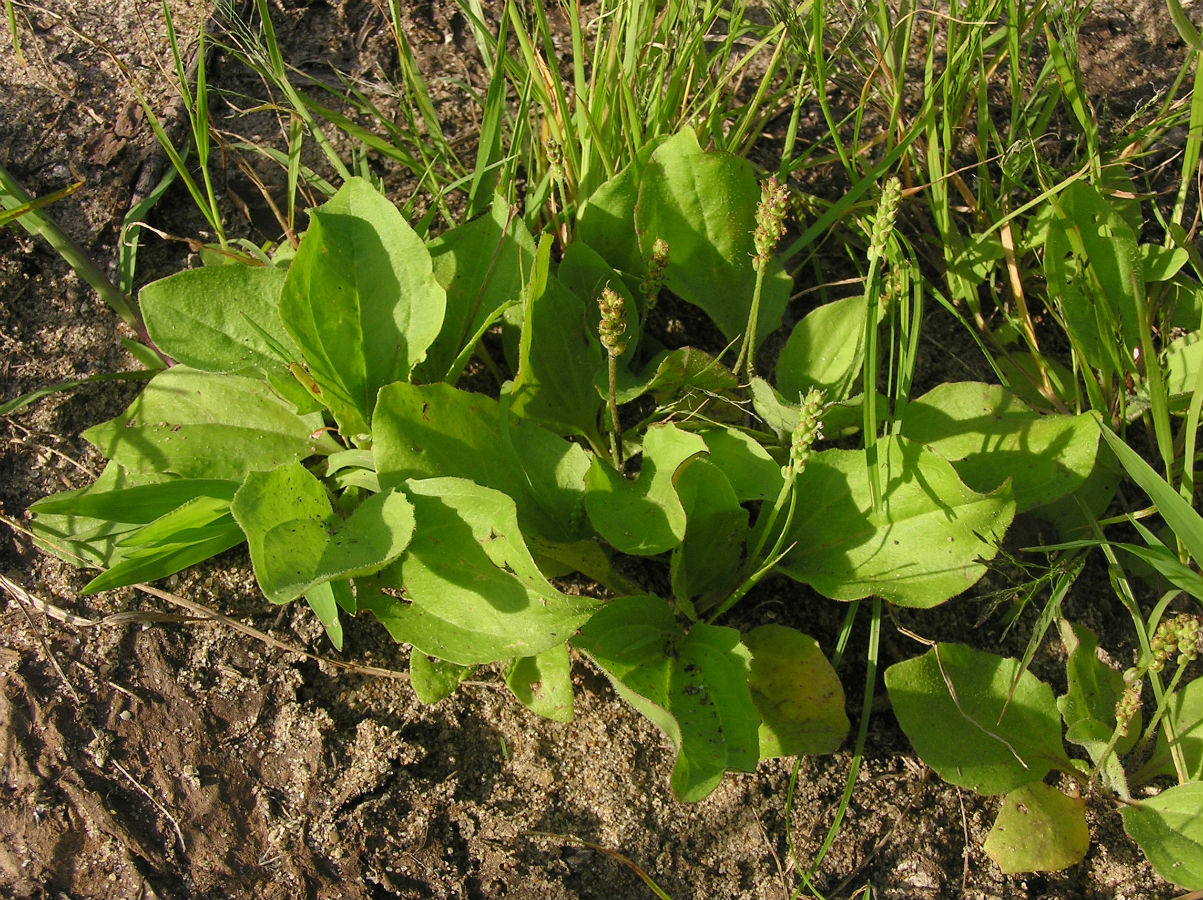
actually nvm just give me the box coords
[734,176,788,378]
[598,285,628,470]
[733,263,767,378]
[607,354,623,469]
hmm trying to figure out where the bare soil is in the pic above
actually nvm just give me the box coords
[0,1,1193,898]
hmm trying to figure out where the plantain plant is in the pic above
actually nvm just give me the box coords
[30,131,1106,809]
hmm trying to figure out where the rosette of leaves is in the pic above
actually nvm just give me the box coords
[26,177,846,800]
[29,133,1106,801]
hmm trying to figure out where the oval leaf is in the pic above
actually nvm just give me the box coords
[374,382,590,542]
[983,782,1089,875]
[585,423,708,555]
[507,236,604,441]
[776,295,869,402]
[1057,620,1139,764]
[420,194,535,382]
[900,382,1098,513]
[1144,676,1203,782]
[745,624,849,757]
[780,437,1015,607]
[670,457,748,607]
[698,426,784,503]
[231,462,415,604]
[141,263,294,373]
[410,652,475,705]
[634,127,790,348]
[279,178,445,435]
[506,643,575,723]
[363,478,598,665]
[885,643,1072,795]
[82,368,335,481]
[573,594,760,802]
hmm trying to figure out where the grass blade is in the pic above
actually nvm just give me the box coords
[1095,417,1203,558]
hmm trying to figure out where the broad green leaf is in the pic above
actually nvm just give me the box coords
[141,264,294,373]
[410,652,474,704]
[900,382,1098,513]
[231,462,415,604]
[1139,243,1189,283]
[698,426,784,503]
[507,237,604,441]
[751,376,799,439]
[634,127,791,348]
[526,535,639,595]
[885,643,1073,795]
[373,382,591,541]
[364,478,598,665]
[751,376,871,441]
[573,595,760,801]
[670,458,748,607]
[744,624,849,757]
[1030,441,1122,539]
[576,158,643,274]
[585,423,708,555]
[420,194,535,382]
[574,138,666,276]
[506,643,574,722]
[83,367,335,481]
[1057,620,1139,763]
[776,295,869,401]
[279,178,445,436]
[1120,783,1203,889]
[780,437,1015,607]
[983,782,1089,874]
[1169,280,1203,331]
[1096,417,1203,554]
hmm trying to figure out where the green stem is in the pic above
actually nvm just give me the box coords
[706,477,797,623]
[607,354,623,468]
[733,261,767,378]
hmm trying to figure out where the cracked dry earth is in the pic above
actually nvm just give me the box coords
[0,0,1193,898]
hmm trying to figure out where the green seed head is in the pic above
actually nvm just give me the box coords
[784,388,825,477]
[1114,681,1142,737]
[641,238,670,308]
[869,176,902,261]
[754,176,789,267]
[598,285,627,357]
[1150,613,1203,671]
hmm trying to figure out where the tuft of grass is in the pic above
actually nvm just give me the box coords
[207,0,807,236]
